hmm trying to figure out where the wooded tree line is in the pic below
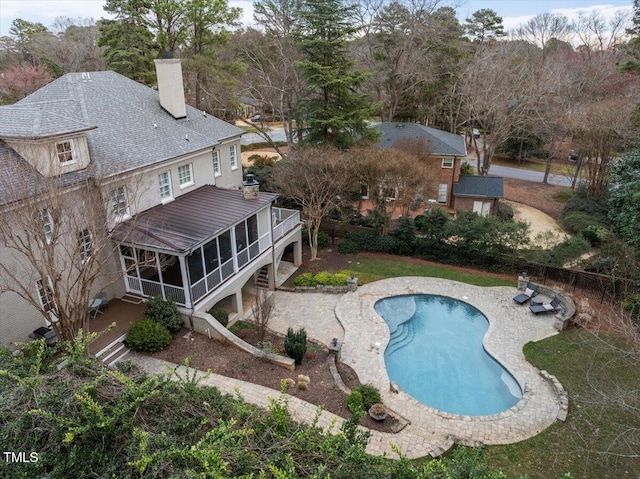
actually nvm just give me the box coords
[2,0,640,178]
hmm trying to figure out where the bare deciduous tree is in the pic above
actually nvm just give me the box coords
[252,288,274,343]
[463,41,542,175]
[0,158,143,345]
[347,142,435,235]
[271,146,350,260]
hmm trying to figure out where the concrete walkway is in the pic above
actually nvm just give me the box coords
[131,280,567,460]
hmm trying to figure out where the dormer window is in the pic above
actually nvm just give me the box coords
[56,140,75,164]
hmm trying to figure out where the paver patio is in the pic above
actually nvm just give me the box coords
[132,277,567,459]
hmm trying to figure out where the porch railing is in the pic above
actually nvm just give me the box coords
[273,208,300,241]
[125,275,186,306]
[189,231,271,304]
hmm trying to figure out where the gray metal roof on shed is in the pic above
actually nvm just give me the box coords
[112,185,278,253]
[375,122,467,157]
[452,175,504,198]
[7,70,244,178]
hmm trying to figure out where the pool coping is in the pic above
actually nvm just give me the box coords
[335,277,566,457]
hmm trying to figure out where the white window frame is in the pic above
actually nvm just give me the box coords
[178,163,194,188]
[438,183,448,204]
[230,145,238,170]
[55,140,75,164]
[441,157,454,168]
[158,170,173,202]
[39,208,53,244]
[36,278,56,313]
[111,186,130,219]
[213,150,221,177]
[77,228,93,262]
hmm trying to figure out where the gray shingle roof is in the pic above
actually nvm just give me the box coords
[0,102,95,139]
[7,71,244,177]
[112,185,278,253]
[375,122,467,157]
[452,175,504,198]
[0,143,89,205]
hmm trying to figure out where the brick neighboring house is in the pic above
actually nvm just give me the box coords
[0,59,302,349]
[376,122,504,215]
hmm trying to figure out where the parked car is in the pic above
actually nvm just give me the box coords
[472,128,480,138]
[251,114,262,122]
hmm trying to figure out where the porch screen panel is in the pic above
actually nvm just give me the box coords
[203,238,219,273]
[219,231,234,280]
[235,222,248,268]
[247,215,259,259]
[187,249,205,283]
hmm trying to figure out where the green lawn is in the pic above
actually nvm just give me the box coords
[332,255,639,478]
[340,256,514,287]
[484,329,640,479]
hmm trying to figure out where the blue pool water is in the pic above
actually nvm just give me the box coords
[375,294,522,416]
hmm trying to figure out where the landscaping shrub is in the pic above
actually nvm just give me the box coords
[317,230,330,249]
[390,217,416,255]
[460,162,475,175]
[208,309,229,327]
[622,293,640,329]
[352,383,382,410]
[125,318,172,352]
[293,271,349,287]
[496,202,514,220]
[414,208,450,237]
[540,234,591,267]
[562,211,609,235]
[338,238,360,254]
[346,389,365,418]
[145,296,183,334]
[292,272,316,287]
[578,227,600,247]
[284,327,307,365]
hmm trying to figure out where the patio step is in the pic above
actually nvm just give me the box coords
[121,293,144,304]
[94,333,127,359]
[103,343,130,367]
[255,266,269,289]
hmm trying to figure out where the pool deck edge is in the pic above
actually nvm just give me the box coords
[336,277,565,458]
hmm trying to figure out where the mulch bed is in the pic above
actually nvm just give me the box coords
[148,324,402,433]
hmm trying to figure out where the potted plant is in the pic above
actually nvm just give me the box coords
[368,403,387,421]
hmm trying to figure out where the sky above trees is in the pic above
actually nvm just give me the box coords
[0,0,633,36]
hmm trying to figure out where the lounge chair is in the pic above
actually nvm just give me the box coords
[513,282,538,304]
[530,296,563,314]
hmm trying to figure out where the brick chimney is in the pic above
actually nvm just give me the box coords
[242,174,259,200]
[154,56,187,119]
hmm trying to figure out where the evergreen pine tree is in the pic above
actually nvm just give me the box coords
[98,0,156,85]
[293,0,380,149]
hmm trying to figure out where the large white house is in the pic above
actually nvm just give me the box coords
[0,59,302,349]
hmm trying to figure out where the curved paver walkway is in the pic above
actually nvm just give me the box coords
[131,280,565,460]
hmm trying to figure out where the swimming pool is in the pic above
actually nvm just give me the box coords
[375,294,522,416]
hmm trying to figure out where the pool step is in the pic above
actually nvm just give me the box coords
[386,321,416,356]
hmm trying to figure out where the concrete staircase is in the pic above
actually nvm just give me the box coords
[255,266,269,289]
